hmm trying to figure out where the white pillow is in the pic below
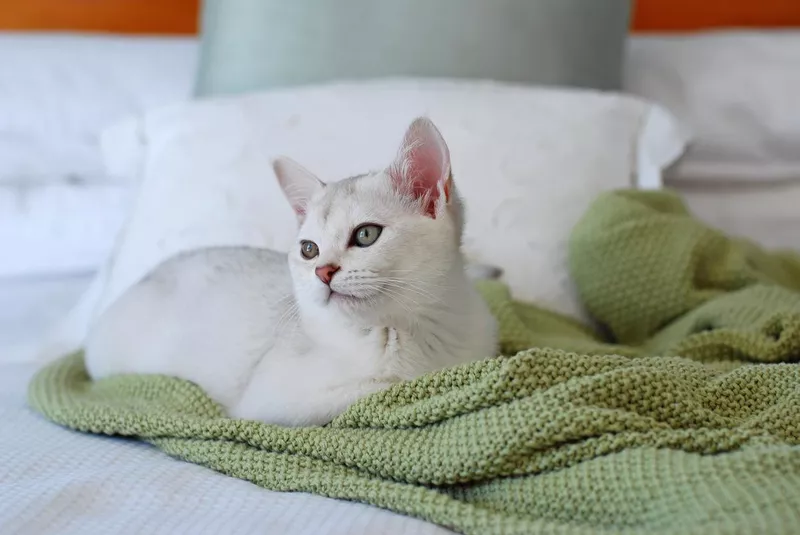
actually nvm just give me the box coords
[0,183,128,278]
[0,33,197,185]
[37,79,686,363]
[625,32,800,184]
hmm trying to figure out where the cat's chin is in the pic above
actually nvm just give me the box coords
[327,290,391,321]
[328,290,370,309]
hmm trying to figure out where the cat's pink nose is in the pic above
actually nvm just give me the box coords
[315,264,340,286]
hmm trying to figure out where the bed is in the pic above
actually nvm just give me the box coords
[2,3,800,533]
[2,359,450,535]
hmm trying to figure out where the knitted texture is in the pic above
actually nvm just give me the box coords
[29,190,800,535]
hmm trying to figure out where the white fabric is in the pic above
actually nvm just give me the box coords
[35,79,685,364]
[6,31,799,286]
[625,31,800,184]
[0,182,128,278]
[0,276,452,534]
[0,372,451,534]
[0,275,93,364]
[0,32,197,185]
[0,33,198,279]
[17,31,800,284]
[676,180,800,251]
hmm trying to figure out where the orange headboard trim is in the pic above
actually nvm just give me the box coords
[633,0,800,31]
[0,0,798,35]
[0,0,199,35]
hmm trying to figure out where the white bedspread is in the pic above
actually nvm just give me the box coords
[0,367,451,535]
[0,183,129,279]
[0,277,452,535]
[0,275,92,363]
[0,33,196,185]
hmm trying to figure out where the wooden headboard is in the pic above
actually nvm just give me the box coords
[0,0,798,34]
[634,0,800,31]
[0,0,200,34]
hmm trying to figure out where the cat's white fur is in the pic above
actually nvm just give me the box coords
[84,118,498,427]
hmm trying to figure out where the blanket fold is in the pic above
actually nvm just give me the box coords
[29,190,800,534]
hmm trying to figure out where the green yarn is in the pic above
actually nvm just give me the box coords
[29,190,800,534]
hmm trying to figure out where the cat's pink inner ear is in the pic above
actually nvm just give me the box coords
[272,157,325,219]
[389,118,451,218]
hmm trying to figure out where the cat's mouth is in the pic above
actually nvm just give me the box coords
[326,282,384,308]
[327,290,365,306]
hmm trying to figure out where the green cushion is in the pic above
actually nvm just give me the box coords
[195,0,631,96]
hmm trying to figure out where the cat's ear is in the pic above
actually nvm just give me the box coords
[388,117,452,218]
[272,156,325,221]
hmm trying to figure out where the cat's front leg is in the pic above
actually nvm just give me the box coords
[231,375,394,427]
[300,378,396,426]
[231,344,398,427]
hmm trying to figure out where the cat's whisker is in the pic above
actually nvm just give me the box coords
[382,287,441,308]
[378,281,427,308]
[337,271,449,306]
[381,272,460,291]
[274,300,300,334]
[375,278,444,304]
[376,285,418,317]
[274,293,294,305]
[378,285,442,308]
[384,269,452,281]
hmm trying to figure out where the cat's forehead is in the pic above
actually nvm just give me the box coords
[305,172,407,229]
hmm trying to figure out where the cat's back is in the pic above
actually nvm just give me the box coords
[143,246,290,294]
[84,246,295,407]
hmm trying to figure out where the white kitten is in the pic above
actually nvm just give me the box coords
[85,117,498,427]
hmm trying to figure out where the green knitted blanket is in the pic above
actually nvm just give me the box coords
[28,190,800,534]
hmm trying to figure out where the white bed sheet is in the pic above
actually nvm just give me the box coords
[0,33,197,185]
[672,179,800,251]
[0,274,93,363]
[0,182,129,279]
[0,277,453,535]
[625,32,800,184]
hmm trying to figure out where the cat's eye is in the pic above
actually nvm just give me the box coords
[300,240,319,259]
[351,224,383,247]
